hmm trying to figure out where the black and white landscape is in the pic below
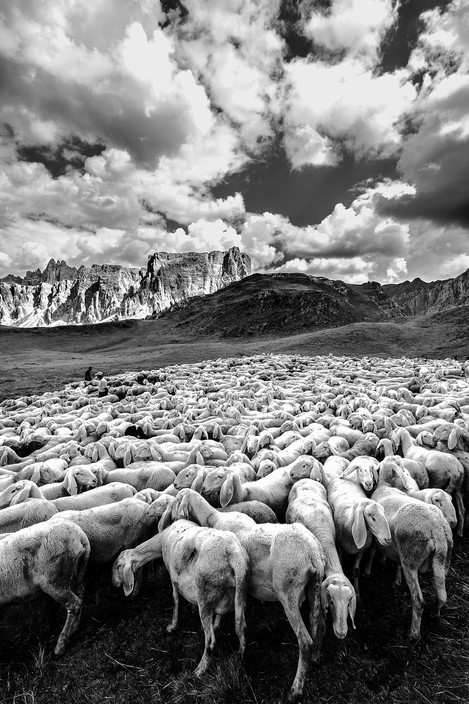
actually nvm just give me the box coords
[1,2,469,704]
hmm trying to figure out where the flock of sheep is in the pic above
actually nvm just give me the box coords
[0,352,468,702]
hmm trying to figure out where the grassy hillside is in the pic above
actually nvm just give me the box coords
[1,305,469,401]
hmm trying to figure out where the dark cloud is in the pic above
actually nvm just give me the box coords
[17,137,105,178]
[377,181,469,228]
[380,0,453,72]
[212,143,398,227]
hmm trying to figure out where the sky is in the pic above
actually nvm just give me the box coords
[0,0,468,285]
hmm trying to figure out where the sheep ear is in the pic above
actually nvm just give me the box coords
[320,582,330,613]
[220,475,234,508]
[123,446,134,467]
[190,472,205,493]
[448,429,458,450]
[30,467,42,484]
[11,484,32,505]
[352,504,367,549]
[64,470,79,496]
[122,564,135,597]
[158,505,173,533]
[340,465,354,478]
[150,445,160,460]
[91,445,99,462]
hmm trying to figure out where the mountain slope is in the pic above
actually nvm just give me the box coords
[158,272,406,337]
[383,267,469,315]
[0,247,251,327]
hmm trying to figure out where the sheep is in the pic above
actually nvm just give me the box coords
[325,468,392,598]
[339,456,379,493]
[39,466,98,500]
[201,464,256,507]
[218,500,278,523]
[172,464,209,493]
[13,458,69,485]
[371,458,453,640]
[50,494,174,563]
[340,432,379,461]
[0,519,90,654]
[286,479,356,641]
[432,424,469,511]
[375,458,457,529]
[375,437,429,489]
[0,499,59,534]
[112,517,249,676]
[218,456,323,520]
[51,483,137,511]
[102,464,176,492]
[393,427,465,536]
[173,488,325,704]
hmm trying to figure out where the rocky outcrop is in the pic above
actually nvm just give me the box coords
[0,248,251,327]
[383,269,469,316]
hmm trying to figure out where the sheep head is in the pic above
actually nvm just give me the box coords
[320,574,356,639]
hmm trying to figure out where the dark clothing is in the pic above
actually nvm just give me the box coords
[85,368,93,381]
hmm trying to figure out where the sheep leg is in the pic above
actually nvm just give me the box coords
[279,595,313,704]
[400,564,424,641]
[432,548,448,618]
[362,545,377,578]
[393,564,403,588]
[352,551,364,601]
[194,604,216,677]
[305,574,323,664]
[452,489,465,538]
[42,586,83,656]
[167,584,180,633]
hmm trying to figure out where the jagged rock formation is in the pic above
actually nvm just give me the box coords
[383,268,469,316]
[0,248,251,327]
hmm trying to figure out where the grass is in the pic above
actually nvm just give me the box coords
[0,535,468,703]
[1,313,469,702]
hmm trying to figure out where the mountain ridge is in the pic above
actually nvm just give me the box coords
[0,247,251,327]
[2,251,469,329]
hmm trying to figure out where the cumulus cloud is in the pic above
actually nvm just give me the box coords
[378,0,469,227]
[304,0,399,65]
[280,58,416,167]
[1,0,469,288]
[0,2,215,166]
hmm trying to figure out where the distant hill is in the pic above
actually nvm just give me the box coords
[158,272,406,337]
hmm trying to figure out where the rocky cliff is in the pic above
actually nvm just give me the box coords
[0,247,251,327]
[383,268,469,316]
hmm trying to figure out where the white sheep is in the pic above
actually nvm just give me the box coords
[393,427,465,536]
[39,466,98,500]
[51,494,174,563]
[0,499,58,533]
[218,455,323,520]
[326,468,392,598]
[173,488,325,704]
[0,520,90,654]
[375,437,429,489]
[112,516,249,676]
[371,458,453,640]
[286,478,356,641]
